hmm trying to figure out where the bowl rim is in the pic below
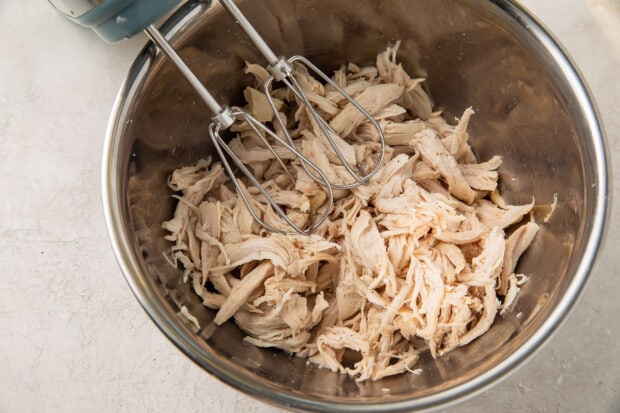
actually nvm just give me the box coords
[101,0,610,411]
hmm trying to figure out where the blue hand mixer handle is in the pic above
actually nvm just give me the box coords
[51,0,183,42]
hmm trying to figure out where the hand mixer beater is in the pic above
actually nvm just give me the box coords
[50,0,386,234]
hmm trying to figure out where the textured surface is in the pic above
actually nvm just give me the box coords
[0,0,618,412]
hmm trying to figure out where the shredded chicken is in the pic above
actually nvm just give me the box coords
[162,42,539,381]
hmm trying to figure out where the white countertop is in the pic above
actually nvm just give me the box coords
[1,0,618,411]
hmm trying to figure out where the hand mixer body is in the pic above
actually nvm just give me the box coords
[48,0,182,42]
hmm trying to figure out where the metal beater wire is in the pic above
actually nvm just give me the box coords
[219,0,387,189]
[145,23,334,235]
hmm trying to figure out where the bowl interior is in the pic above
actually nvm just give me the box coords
[108,0,603,409]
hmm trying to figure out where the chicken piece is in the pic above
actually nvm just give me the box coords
[199,291,226,309]
[293,64,325,96]
[330,83,404,137]
[255,277,317,307]
[349,210,398,296]
[499,273,521,315]
[409,255,444,340]
[387,234,416,274]
[411,160,441,181]
[184,164,228,205]
[224,235,296,271]
[300,136,340,187]
[376,41,433,119]
[371,154,414,198]
[347,62,378,81]
[411,129,476,203]
[371,346,419,380]
[235,309,311,353]
[433,283,472,355]
[277,293,311,333]
[476,198,535,229]
[336,268,365,322]
[218,204,245,245]
[330,66,347,89]
[316,326,370,373]
[228,136,297,165]
[167,157,213,191]
[198,201,221,238]
[214,261,273,325]
[458,227,505,287]
[374,104,407,120]
[380,120,425,147]
[436,242,467,284]
[312,292,330,324]
[303,125,357,167]
[163,163,226,240]
[380,211,433,239]
[458,283,499,345]
[434,212,488,245]
[440,107,477,163]
[498,222,539,294]
[374,256,416,342]
[460,155,502,191]
[303,89,341,116]
[196,205,231,291]
[325,80,372,105]
[233,195,256,235]
[269,190,311,212]
[244,62,270,84]
[243,87,283,123]
[179,305,201,331]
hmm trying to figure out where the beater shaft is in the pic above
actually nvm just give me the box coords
[219,0,279,66]
[145,25,224,119]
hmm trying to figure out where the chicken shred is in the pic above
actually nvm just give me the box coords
[163,44,539,381]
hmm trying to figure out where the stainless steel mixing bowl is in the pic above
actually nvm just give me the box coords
[102,0,609,411]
